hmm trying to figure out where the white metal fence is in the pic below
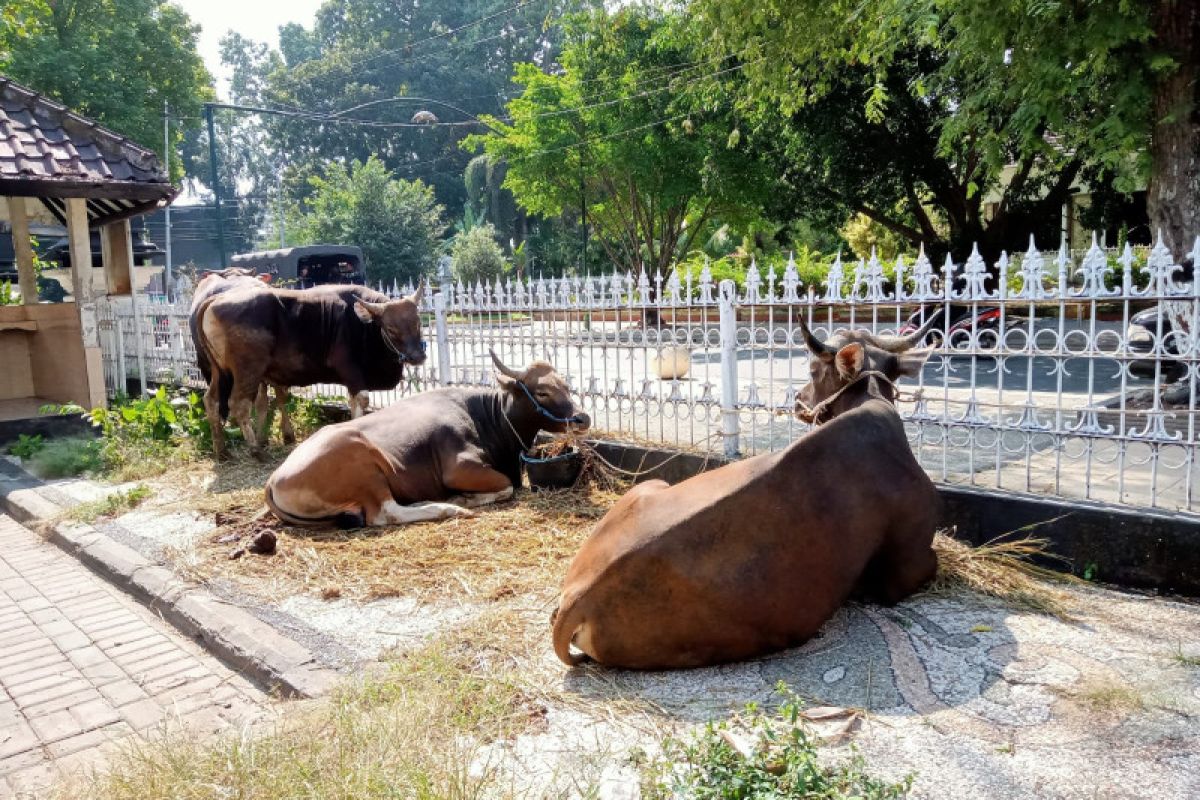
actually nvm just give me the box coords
[98,234,1200,514]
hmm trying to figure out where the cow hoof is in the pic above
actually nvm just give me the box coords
[455,507,477,518]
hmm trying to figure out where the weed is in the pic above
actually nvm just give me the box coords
[1170,645,1200,668]
[640,685,911,799]
[26,437,104,478]
[1083,562,1099,581]
[49,632,538,799]
[68,485,152,523]
[46,387,208,480]
[1067,678,1145,713]
[6,433,45,460]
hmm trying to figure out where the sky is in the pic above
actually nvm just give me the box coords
[175,0,326,87]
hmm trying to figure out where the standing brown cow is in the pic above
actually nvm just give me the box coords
[551,317,938,670]
[194,283,426,459]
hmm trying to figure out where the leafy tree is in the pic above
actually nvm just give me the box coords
[471,5,772,276]
[691,0,1198,258]
[0,0,211,161]
[291,156,447,285]
[451,223,509,283]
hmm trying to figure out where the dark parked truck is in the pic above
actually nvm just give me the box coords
[229,245,366,289]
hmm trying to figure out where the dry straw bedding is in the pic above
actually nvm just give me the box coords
[157,444,1072,617]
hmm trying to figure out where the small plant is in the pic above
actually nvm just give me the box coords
[0,279,19,305]
[640,685,911,799]
[68,484,152,522]
[7,433,45,460]
[1170,645,1200,668]
[1083,561,1098,582]
[27,437,104,478]
[45,387,210,479]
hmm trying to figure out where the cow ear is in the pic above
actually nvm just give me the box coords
[896,347,933,378]
[835,343,864,381]
[407,282,424,305]
[353,300,380,323]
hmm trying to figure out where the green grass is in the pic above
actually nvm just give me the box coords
[1171,645,1200,668]
[26,437,105,478]
[67,485,152,523]
[639,686,911,799]
[50,636,539,800]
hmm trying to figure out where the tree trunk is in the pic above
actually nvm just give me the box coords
[1147,0,1200,260]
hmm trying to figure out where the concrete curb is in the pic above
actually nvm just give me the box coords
[0,471,339,700]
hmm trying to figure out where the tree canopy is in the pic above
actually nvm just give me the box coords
[470,5,774,275]
[291,156,447,285]
[690,0,1197,257]
[0,0,212,161]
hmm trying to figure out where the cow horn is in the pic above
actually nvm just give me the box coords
[490,349,523,380]
[796,315,833,356]
[863,314,939,353]
[408,282,424,305]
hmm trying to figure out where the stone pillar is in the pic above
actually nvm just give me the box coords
[65,197,106,408]
[5,196,38,305]
[100,220,134,296]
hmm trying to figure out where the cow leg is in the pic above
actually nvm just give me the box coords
[253,384,272,447]
[227,372,265,459]
[441,457,514,509]
[273,385,295,444]
[874,526,939,606]
[373,499,475,525]
[203,376,227,460]
[349,390,369,419]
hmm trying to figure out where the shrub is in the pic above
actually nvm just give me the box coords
[7,434,45,460]
[451,223,509,284]
[47,387,210,479]
[27,438,105,479]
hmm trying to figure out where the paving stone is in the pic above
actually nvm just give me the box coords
[0,514,269,793]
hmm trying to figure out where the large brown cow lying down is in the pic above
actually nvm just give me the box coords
[551,317,938,670]
[265,353,590,527]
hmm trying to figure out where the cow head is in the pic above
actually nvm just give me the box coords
[795,316,935,424]
[491,350,591,434]
[353,284,427,366]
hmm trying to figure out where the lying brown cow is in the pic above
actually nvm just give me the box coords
[265,352,590,527]
[195,283,426,459]
[551,317,938,669]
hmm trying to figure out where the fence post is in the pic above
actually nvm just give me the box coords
[433,291,452,386]
[718,279,740,458]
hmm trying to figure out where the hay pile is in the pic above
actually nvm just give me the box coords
[930,530,1076,617]
[177,483,624,603]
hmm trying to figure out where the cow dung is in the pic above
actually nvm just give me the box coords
[248,530,278,556]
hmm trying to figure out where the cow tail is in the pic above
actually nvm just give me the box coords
[551,596,590,667]
[192,297,233,421]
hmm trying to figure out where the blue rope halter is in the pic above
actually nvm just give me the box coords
[516,381,587,425]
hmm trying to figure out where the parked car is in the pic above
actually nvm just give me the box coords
[898,305,1020,350]
[1126,306,1185,381]
[229,244,366,288]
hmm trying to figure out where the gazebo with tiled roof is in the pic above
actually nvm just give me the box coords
[1,75,176,420]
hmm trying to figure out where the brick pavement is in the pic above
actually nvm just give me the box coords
[0,514,270,798]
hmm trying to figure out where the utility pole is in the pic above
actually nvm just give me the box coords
[277,162,286,249]
[204,103,227,267]
[163,101,173,299]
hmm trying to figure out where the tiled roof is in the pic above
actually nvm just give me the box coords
[0,75,174,207]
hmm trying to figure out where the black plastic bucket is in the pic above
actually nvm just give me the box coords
[522,448,583,490]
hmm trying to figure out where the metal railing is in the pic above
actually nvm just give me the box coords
[97,233,1200,514]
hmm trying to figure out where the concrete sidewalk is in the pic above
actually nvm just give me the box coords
[0,514,270,798]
